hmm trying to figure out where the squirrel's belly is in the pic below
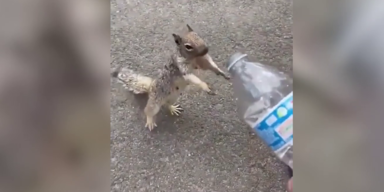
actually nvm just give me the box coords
[164,79,188,103]
[174,78,189,89]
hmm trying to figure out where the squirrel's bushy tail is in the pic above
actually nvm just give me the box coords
[111,67,153,94]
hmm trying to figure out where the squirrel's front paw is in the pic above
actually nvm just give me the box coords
[217,72,231,80]
[223,74,231,80]
[201,82,215,95]
[206,86,216,95]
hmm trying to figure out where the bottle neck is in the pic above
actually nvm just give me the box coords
[227,53,248,72]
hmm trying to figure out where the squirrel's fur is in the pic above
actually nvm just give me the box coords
[111,24,229,130]
[112,67,154,94]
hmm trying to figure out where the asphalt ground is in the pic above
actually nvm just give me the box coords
[111,0,292,191]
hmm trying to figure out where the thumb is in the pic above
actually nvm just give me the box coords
[287,177,293,192]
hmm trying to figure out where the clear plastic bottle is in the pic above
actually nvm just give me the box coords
[226,53,293,169]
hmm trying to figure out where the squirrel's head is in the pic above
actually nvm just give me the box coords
[172,24,208,59]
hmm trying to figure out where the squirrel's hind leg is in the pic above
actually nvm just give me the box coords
[144,96,161,131]
[165,95,183,116]
[168,104,183,116]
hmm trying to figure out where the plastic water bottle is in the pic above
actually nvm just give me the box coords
[226,53,293,169]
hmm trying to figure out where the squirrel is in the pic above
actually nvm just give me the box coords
[111,24,229,130]
[175,24,231,80]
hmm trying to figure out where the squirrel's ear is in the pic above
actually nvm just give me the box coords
[186,24,193,32]
[172,33,181,45]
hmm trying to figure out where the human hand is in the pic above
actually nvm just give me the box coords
[287,177,293,192]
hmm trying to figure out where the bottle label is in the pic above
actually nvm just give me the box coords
[253,92,293,152]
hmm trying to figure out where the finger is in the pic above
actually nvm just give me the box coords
[287,177,293,192]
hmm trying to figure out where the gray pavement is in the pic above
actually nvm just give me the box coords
[110,0,292,191]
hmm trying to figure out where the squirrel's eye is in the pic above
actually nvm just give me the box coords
[184,44,193,51]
